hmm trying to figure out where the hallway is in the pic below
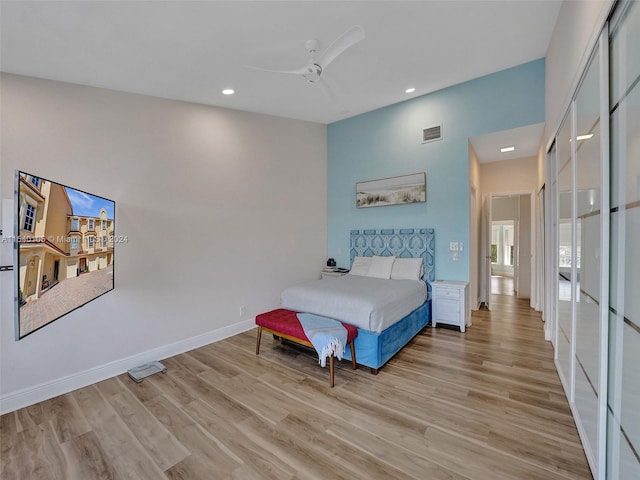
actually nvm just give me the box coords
[491,275,515,296]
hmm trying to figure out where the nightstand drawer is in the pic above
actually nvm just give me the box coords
[435,286,460,300]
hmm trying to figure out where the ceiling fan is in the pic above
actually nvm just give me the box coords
[248,25,365,100]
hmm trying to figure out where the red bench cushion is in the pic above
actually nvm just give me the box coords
[256,308,358,342]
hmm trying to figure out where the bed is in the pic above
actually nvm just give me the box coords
[281,227,435,373]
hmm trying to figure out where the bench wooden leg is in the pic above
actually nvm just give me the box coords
[256,326,262,355]
[329,355,335,387]
[349,341,357,370]
[370,368,379,375]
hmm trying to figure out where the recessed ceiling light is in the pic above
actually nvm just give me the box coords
[222,89,235,95]
[405,87,416,93]
[577,134,594,140]
[500,145,515,153]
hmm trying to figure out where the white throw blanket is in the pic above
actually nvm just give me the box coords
[297,313,347,368]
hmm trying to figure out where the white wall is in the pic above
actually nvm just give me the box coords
[545,0,613,148]
[0,74,327,412]
[468,142,481,310]
[518,193,532,298]
[492,196,519,221]
[480,156,538,194]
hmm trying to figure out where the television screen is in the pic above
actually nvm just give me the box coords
[15,171,115,339]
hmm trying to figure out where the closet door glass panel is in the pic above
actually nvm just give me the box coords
[608,1,640,478]
[574,46,602,463]
[556,112,573,392]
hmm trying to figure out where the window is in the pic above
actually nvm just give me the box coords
[88,219,94,230]
[29,176,41,188]
[87,236,94,248]
[71,237,78,250]
[71,218,79,231]
[101,220,106,231]
[23,204,36,232]
[102,236,107,247]
[491,223,514,266]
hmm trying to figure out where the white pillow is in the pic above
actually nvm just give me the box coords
[349,256,371,276]
[366,255,396,279]
[391,257,423,281]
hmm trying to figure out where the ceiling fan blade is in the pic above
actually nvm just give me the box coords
[317,77,336,104]
[245,64,311,76]
[317,25,365,70]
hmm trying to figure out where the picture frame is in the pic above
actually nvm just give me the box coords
[356,172,426,208]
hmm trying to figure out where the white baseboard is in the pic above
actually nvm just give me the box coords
[0,318,255,415]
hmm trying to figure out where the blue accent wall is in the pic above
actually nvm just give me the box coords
[327,58,545,281]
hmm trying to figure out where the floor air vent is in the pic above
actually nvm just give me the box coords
[422,125,442,143]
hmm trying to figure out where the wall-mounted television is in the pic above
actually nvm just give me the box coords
[14,171,115,340]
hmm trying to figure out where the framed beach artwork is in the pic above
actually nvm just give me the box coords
[356,172,426,208]
[14,171,115,339]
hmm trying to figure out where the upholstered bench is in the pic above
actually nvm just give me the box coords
[255,308,358,387]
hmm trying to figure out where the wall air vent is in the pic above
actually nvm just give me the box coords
[422,125,442,144]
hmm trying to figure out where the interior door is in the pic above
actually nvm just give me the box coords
[480,194,492,310]
[514,216,520,296]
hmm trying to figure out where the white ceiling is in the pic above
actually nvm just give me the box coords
[470,123,546,163]
[0,1,562,125]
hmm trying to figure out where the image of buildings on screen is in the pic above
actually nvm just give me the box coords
[17,172,115,336]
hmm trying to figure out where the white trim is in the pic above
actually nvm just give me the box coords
[0,318,256,415]
[544,147,555,342]
[569,99,577,404]
[596,24,610,480]
[571,396,598,476]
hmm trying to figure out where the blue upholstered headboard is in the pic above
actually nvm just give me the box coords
[350,228,435,298]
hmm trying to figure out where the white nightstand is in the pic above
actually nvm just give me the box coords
[431,280,470,332]
[321,269,349,279]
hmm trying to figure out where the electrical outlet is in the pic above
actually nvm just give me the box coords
[240,305,246,317]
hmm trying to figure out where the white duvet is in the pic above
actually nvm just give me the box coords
[280,274,427,333]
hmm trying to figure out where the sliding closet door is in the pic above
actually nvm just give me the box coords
[608,1,640,478]
[556,111,574,396]
[553,30,610,476]
[574,37,606,471]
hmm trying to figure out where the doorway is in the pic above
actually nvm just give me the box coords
[491,219,516,295]
[486,193,532,299]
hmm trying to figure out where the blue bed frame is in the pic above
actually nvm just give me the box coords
[341,228,435,373]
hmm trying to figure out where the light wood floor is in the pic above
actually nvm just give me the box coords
[491,275,515,295]
[0,295,592,480]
